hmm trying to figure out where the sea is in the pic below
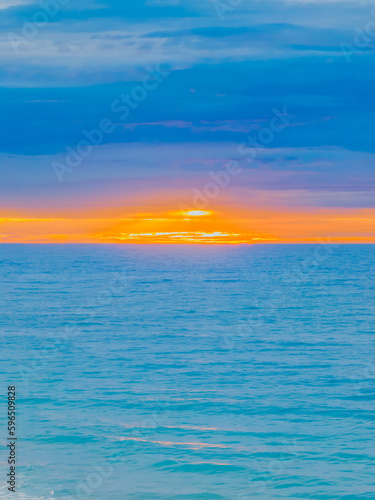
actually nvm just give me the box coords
[0,244,374,500]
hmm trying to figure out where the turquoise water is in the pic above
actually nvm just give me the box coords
[0,244,374,500]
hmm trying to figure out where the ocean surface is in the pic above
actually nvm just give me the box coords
[0,244,374,500]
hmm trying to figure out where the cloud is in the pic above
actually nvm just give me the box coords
[1,143,374,214]
[1,0,374,217]
[0,0,35,9]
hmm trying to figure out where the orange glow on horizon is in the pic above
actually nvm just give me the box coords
[0,207,374,244]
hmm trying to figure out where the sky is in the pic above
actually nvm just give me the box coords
[0,0,375,243]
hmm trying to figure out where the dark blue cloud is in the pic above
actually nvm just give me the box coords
[1,0,374,209]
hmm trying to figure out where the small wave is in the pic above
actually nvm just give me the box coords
[152,459,246,474]
[114,436,230,449]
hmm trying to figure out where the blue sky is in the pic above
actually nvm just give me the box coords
[1,0,375,219]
